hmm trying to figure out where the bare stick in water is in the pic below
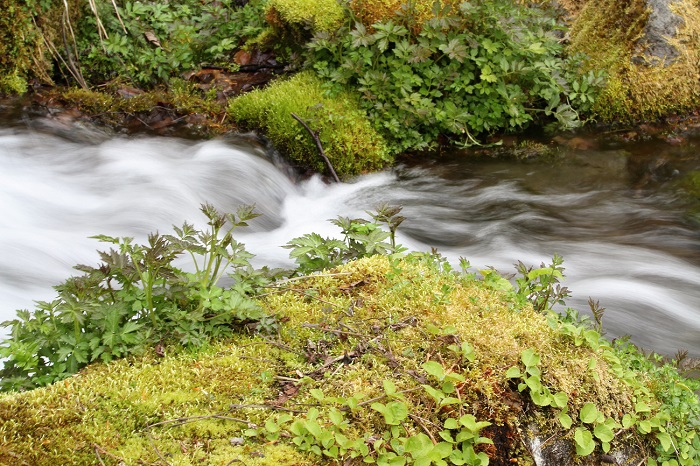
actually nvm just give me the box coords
[290,112,340,183]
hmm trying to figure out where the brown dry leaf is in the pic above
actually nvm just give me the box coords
[144,31,161,48]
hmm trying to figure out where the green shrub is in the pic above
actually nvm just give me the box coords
[73,0,267,86]
[0,204,277,391]
[228,71,392,177]
[309,1,604,152]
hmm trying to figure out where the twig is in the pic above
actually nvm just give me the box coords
[339,387,422,412]
[93,445,106,466]
[409,414,437,444]
[273,271,353,285]
[224,459,247,466]
[93,444,128,464]
[290,112,340,182]
[61,0,88,89]
[145,431,172,466]
[229,403,306,413]
[144,414,252,431]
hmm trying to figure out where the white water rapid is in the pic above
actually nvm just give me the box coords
[1,124,699,356]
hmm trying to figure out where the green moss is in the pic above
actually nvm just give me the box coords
[348,0,453,31]
[568,0,700,122]
[228,71,392,177]
[0,0,36,92]
[1,254,697,464]
[0,70,28,95]
[266,0,345,33]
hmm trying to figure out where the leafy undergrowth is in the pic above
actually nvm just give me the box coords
[1,207,699,466]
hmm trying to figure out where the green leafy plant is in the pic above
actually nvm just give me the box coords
[284,204,406,274]
[0,203,275,391]
[247,364,492,466]
[73,0,267,86]
[308,1,605,153]
[513,253,570,312]
[506,349,568,410]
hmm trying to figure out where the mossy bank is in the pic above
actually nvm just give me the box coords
[2,254,699,465]
[4,0,700,178]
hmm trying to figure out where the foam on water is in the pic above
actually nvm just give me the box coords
[1,126,699,357]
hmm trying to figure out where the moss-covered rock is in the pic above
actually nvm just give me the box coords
[567,0,700,122]
[2,254,697,465]
[266,0,345,33]
[227,71,392,178]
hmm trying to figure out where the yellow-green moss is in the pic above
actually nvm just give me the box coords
[0,70,28,95]
[0,0,36,93]
[0,255,669,465]
[228,71,392,178]
[265,0,345,34]
[568,0,700,122]
[348,0,454,31]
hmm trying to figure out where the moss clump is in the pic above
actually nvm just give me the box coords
[0,70,28,95]
[348,0,454,31]
[227,71,392,177]
[568,0,700,122]
[0,0,36,94]
[265,0,345,42]
[3,254,695,465]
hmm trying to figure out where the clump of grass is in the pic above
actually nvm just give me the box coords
[227,71,392,177]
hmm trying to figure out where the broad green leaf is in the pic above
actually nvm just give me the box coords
[506,366,522,379]
[405,433,432,455]
[423,361,446,381]
[579,403,599,424]
[551,392,568,408]
[593,423,614,443]
[444,418,459,430]
[638,420,652,434]
[656,432,673,452]
[635,401,651,413]
[521,349,540,368]
[383,379,397,396]
[559,412,573,429]
[531,390,552,407]
[574,427,595,456]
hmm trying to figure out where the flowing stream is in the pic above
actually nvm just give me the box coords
[1,117,699,357]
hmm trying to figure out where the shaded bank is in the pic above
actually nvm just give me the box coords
[2,0,700,176]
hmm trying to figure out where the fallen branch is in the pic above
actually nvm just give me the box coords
[290,112,340,182]
[144,414,252,431]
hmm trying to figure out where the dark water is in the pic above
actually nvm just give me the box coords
[1,117,699,356]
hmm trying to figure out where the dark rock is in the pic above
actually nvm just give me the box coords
[523,423,646,465]
[634,0,684,66]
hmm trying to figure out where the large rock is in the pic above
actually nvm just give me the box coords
[635,0,684,65]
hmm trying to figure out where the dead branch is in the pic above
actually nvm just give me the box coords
[290,112,340,182]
